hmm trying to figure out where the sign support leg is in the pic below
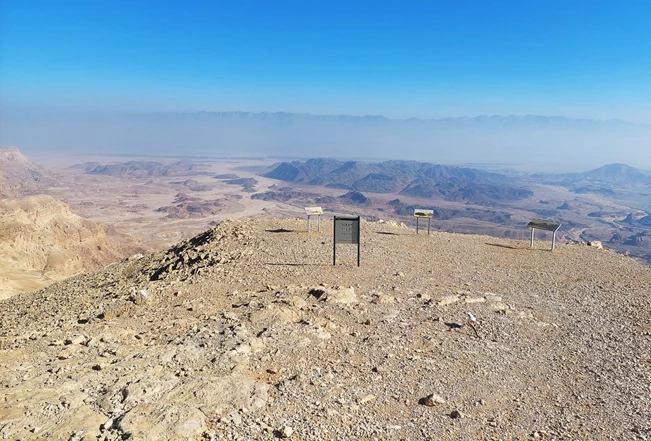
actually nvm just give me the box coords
[416,217,419,235]
[317,215,320,232]
[308,216,311,232]
[357,241,360,267]
[333,219,337,265]
[530,228,535,247]
[428,218,431,235]
[552,230,556,251]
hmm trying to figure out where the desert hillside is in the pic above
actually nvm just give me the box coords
[0,194,126,299]
[1,218,649,440]
[0,147,55,197]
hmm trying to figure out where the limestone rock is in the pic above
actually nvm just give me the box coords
[280,425,294,438]
[438,295,460,306]
[588,241,604,249]
[420,393,446,406]
[323,286,358,304]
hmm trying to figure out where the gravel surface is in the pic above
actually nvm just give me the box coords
[1,218,650,440]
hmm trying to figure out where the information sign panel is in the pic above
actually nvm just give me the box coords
[305,206,324,232]
[305,207,324,215]
[527,218,562,251]
[333,216,361,266]
[414,209,433,218]
[414,209,433,235]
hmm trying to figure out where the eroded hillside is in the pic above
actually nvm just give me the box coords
[1,219,649,440]
[0,195,127,299]
[0,147,55,198]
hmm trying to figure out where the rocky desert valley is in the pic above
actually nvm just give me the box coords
[1,147,650,440]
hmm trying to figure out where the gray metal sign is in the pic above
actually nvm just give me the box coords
[333,216,360,266]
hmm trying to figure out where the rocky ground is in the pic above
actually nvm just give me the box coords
[1,219,649,440]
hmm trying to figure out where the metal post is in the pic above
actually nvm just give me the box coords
[530,228,535,247]
[333,219,337,265]
[416,217,419,235]
[308,215,311,232]
[357,222,361,267]
[428,218,431,235]
[552,230,556,251]
[317,215,320,232]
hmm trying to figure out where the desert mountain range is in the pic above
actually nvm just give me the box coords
[263,158,533,202]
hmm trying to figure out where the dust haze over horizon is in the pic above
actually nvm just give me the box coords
[2,1,651,173]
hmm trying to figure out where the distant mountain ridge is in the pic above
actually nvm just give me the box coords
[72,160,211,177]
[577,163,651,183]
[263,159,533,202]
[533,163,651,189]
[165,111,639,129]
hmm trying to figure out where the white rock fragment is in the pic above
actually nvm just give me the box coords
[324,286,358,304]
[438,295,460,306]
[280,425,293,438]
[65,335,86,345]
[421,393,446,406]
[100,418,114,431]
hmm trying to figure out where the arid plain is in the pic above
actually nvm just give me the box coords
[2,148,651,298]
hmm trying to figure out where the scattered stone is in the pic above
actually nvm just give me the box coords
[101,418,114,431]
[65,335,87,345]
[484,293,503,302]
[464,296,486,304]
[420,394,446,406]
[280,425,293,438]
[285,296,307,309]
[490,301,510,313]
[372,293,394,304]
[450,409,464,419]
[587,241,604,249]
[438,295,460,306]
[322,286,358,304]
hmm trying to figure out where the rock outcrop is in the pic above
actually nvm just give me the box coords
[0,147,55,197]
[0,194,125,298]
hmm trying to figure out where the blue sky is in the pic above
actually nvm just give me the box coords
[2,0,651,122]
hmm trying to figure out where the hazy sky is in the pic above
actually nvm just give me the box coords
[2,0,651,122]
